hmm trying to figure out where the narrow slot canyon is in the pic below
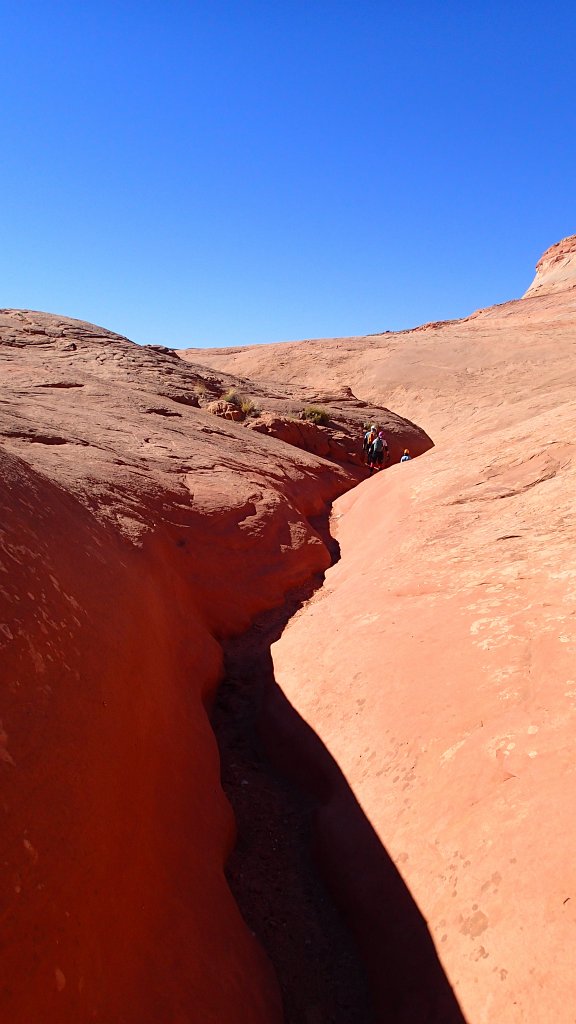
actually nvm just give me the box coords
[3,236,576,1023]
[211,509,374,1024]
[0,320,437,1024]
[210,502,466,1024]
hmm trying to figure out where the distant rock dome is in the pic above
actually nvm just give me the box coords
[523,233,576,297]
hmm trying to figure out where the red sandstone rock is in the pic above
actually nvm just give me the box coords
[1,448,282,1024]
[0,311,370,1024]
[245,410,428,467]
[207,397,245,420]
[182,237,576,447]
[269,241,576,1022]
[523,233,576,297]
[3,232,575,1023]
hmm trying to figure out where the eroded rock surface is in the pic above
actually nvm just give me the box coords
[183,236,576,445]
[2,310,400,1023]
[523,233,576,297]
[3,231,575,1024]
[267,240,576,1022]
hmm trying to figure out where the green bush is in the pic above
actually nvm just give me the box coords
[222,387,241,407]
[302,405,330,426]
[241,397,261,417]
[221,389,260,417]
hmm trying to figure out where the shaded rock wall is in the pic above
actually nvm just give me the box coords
[0,312,373,1023]
[0,447,289,1024]
[247,411,430,467]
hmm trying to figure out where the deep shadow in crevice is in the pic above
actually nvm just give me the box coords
[212,567,370,1024]
[262,683,468,1024]
[211,505,467,1024]
[308,510,341,566]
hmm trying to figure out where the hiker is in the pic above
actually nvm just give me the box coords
[382,433,390,467]
[369,431,387,474]
[362,425,371,463]
[400,448,411,462]
[363,424,377,464]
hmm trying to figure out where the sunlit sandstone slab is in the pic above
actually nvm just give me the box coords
[271,240,576,1022]
[523,233,576,297]
[184,234,576,442]
[2,230,575,1022]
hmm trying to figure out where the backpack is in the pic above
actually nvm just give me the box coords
[373,436,384,452]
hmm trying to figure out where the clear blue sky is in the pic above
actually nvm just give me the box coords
[1,1,574,347]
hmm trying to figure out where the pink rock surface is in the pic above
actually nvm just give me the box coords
[270,240,576,1022]
[523,233,576,297]
[183,236,576,447]
[3,231,575,1022]
[246,410,429,467]
[207,397,245,420]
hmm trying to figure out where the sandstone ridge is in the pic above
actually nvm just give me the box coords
[2,230,575,1024]
[0,309,425,1024]
[183,236,576,445]
[523,232,576,297]
[261,240,576,1024]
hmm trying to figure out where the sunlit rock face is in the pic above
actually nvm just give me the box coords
[270,240,576,1023]
[523,233,576,297]
[2,228,575,1024]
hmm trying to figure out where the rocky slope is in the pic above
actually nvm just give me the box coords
[258,238,576,1023]
[182,235,576,442]
[0,311,425,1023]
[2,231,575,1024]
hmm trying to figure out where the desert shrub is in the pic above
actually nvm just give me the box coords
[221,389,260,417]
[302,405,329,426]
[240,396,257,416]
[222,387,241,407]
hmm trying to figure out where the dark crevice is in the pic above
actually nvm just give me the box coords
[144,407,183,417]
[211,507,371,1023]
[3,432,87,446]
[35,381,84,388]
[211,500,467,1024]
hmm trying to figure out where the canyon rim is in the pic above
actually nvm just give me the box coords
[1,233,575,1023]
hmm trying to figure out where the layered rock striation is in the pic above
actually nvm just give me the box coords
[523,233,576,297]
